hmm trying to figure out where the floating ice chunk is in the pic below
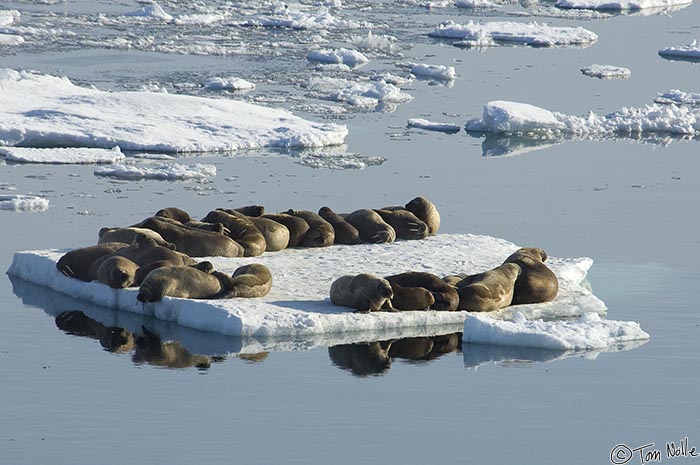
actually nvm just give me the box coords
[407,118,461,133]
[658,40,700,61]
[242,5,365,30]
[93,163,216,181]
[580,64,631,79]
[0,69,347,152]
[655,89,700,105]
[0,146,125,164]
[0,10,20,27]
[0,34,23,46]
[122,2,173,21]
[0,194,49,212]
[306,76,413,109]
[456,0,499,8]
[371,73,414,86]
[174,13,229,26]
[294,153,385,169]
[204,76,256,91]
[410,63,456,81]
[429,20,598,47]
[7,233,606,337]
[556,0,691,9]
[349,31,400,54]
[467,100,568,133]
[307,48,369,66]
[463,312,649,350]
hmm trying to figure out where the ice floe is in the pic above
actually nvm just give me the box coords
[429,20,598,47]
[93,163,216,181]
[173,13,229,26]
[349,31,401,54]
[0,194,49,212]
[0,34,24,46]
[204,76,256,91]
[7,234,605,337]
[407,118,461,133]
[305,76,413,110]
[122,2,173,22]
[655,89,700,105]
[307,48,369,66]
[456,0,500,8]
[409,63,456,81]
[463,312,649,350]
[556,0,691,9]
[658,40,700,61]
[0,10,19,27]
[0,69,347,152]
[241,4,366,30]
[293,153,385,169]
[580,64,631,79]
[0,146,125,164]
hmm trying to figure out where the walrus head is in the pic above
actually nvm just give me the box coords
[505,247,548,264]
[377,279,394,300]
[137,280,164,303]
[109,268,134,289]
[405,196,440,235]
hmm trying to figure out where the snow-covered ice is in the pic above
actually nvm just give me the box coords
[0,69,347,152]
[456,0,499,8]
[293,153,385,169]
[0,194,49,212]
[556,0,691,10]
[173,13,229,26]
[580,64,631,79]
[241,5,365,30]
[93,163,216,181]
[305,76,413,109]
[349,31,400,54]
[658,40,700,61]
[463,312,649,350]
[410,63,456,81]
[0,146,125,164]
[429,20,598,47]
[0,10,19,27]
[655,89,700,105]
[7,234,606,337]
[407,118,461,133]
[204,76,256,91]
[0,34,24,46]
[122,2,173,21]
[307,48,369,66]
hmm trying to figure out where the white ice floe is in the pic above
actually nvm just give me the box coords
[242,5,365,30]
[580,64,631,79]
[307,48,369,66]
[122,2,173,21]
[466,100,700,136]
[349,31,401,54]
[93,163,216,181]
[0,69,347,152]
[371,73,414,86]
[407,118,461,133]
[429,20,598,47]
[0,10,19,27]
[409,63,456,81]
[8,234,606,337]
[306,76,413,109]
[0,34,23,46]
[204,76,256,91]
[0,194,49,212]
[658,40,700,61]
[173,13,229,26]
[463,312,649,350]
[456,0,499,8]
[556,0,691,9]
[655,89,700,105]
[293,153,385,169]
[0,146,125,164]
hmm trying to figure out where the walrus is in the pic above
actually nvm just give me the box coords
[386,281,435,311]
[137,262,228,302]
[96,255,140,289]
[328,340,393,376]
[221,209,289,252]
[384,272,459,311]
[343,209,396,244]
[137,216,244,258]
[318,206,361,245]
[114,235,197,283]
[330,273,394,313]
[405,196,440,235]
[202,209,266,257]
[234,205,265,217]
[217,263,273,298]
[98,227,175,249]
[503,247,559,304]
[155,207,191,223]
[261,213,310,247]
[454,263,521,312]
[374,209,429,240]
[285,209,335,247]
[57,242,129,281]
[133,326,211,369]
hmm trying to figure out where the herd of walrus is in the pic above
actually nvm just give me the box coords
[55,196,559,313]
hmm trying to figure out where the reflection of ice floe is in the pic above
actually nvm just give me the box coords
[0,146,125,164]
[580,64,631,79]
[8,234,605,337]
[292,152,386,170]
[122,2,173,21]
[407,118,461,133]
[463,312,649,350]
[307,48,369,67]
[93,162,216,181]
[429,20,598,47]
[204,76,256,91]
[0,69,347,152]
[655,89,700,105]
[0,194,49,212]
[305,76,413,110]
[556,0,691,10]
[409,63,456,82]
[659,40,700,62]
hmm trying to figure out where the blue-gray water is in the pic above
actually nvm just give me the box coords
[1,1,699,464]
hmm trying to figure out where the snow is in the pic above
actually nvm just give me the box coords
[7,233,606,337]
[305,77,413,109]
[0,194,49,212]
[349,31,400,54]
[242,5,365,30]
[93,163,216,181]
[122,2,173,21]
[410,63,456,81]
[463,312,649,350]
[0,69,347,152]
[0,146,125,164]
[580,64,631,79]
[466,100,700,136]
[293,153,385,169]
[428,20,598,47]
[0,34,24,46]
[307,48,369,66]
[0,10,19,27]
[556,0,691,9]
[204,76,256,91]
[658,40,700,60]
[456,0,499,8]
[407,118,461,133]
[173,13,229,26]
[655,89,700,105]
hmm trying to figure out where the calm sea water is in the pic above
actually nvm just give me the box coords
[1,1,699,464]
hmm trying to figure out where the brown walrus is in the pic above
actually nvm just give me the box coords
[137,262,228,302]
[386,281,435,311]
[318,206,361,245]
[113,235,197,283]
[503,247,559,305]
[453,263,521,312]
[218,263,273,298]
[344,209,396,244]
[202,209,266,257]
[57,242,129,281]
[384,271,459,311]
[405,196,440,235]
[261,213,310,248]
[330,273,395,313]
[285,209,335,247]
[374,209,429,240]
[222,209,289,252]
[98,227,175,249]
[96,255,140,289]
[155,206,192,223]
[233,205,265,217]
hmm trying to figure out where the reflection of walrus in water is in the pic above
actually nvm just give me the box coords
[57,242,129,282]
[133,327,213,369]
[503,247,558,305]
[330,273,394,313]
[344,209,396,244]
[285,209,335,247]
[384,272,459,311]
[318,206,361,245]
[55,311,135,353]
[450,263,521,312]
